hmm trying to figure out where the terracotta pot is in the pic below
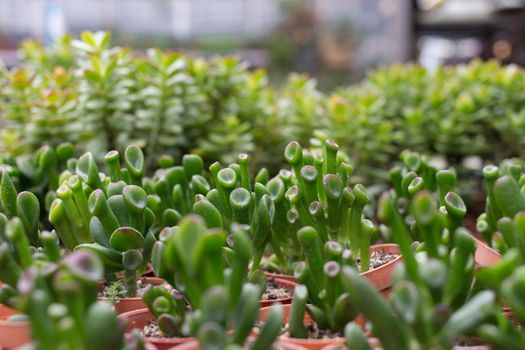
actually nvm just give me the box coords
[321,338,381,350]
[258,304,366,350]
[168,338,309,350]
[145,343,159,350]
[264,244,401,294]
[141,263,156,277]
[98,277,167,314]
[119,308,194,350]
[0,304,31,349]
[265,271,298,284]
[473,237,501,267]
[361,244,402,292]
[261,278,297,307]
[320,339,489,350]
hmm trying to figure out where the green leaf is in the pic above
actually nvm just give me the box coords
[109,227,145,252]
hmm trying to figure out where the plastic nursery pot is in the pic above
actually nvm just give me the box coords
[258,304,367,350]
[264,271,299,284]
[260,278,297,307]
[168,338,309,350]
[118,308,194,350]
[473,237,501,267]
[361,244,402,292]
[98,277,167,315]
[0,304,31,349]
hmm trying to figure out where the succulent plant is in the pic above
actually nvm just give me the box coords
[146,214,280,347]
[339,228,496,350]
[381,151,467,255]
[46,146,156,297]
[282,139,373,263]
[192,285,283,350]
[476,159,525,252]
[147,153,209,228]
[0,217,62,289]
[475,264,525,349]
[73,31,135,154]
[287,226,360,338]
[4,250,146,350]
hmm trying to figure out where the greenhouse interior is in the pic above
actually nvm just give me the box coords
[1,0,525,349]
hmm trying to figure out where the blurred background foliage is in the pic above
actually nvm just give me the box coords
[2,32,525,187]
[2,0,525,208]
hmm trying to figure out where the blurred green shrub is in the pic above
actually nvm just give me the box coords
[2,32,525,182]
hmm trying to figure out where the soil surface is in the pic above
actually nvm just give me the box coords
[261,277,293,301]
[358,251,398,270]
[281,321,343,339]
[143,321,167,338]
[99,279,173,299]
[143,320,280,350]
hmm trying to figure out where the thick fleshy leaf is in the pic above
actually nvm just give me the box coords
[64,250,104,283]
[109,227,145,252]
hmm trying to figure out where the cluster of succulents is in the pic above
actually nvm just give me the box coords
[2,30,525,350]
[0,132,521,349]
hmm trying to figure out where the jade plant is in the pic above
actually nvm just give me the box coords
[339,227,497,350]
[286,226,363,339]
[0,171,41,246]
[196,153,292,274]
[147,153,209,228]
[382,151,467,254]
[146,215,230,337]
[0,142,75,219]
[340,267,496,350]
[282,139,373,265]
[191,285,283,350]
[150,215,250,315]
[4,250,146,350]
[48,145,157,297]
[476,159,525,252]
[475,264,525,349]
[0,217,61,290]
[146,214,279,346]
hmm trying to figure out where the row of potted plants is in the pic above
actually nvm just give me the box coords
[0,137,521,349]
[3,32,525,182]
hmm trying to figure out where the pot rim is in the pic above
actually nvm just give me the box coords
[118,308,195,345]
[0,304,29,327]
[360,243,402,277]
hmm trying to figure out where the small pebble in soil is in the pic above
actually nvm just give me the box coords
[280,322,343,339]
[143,321,165,338]
[261,278,293,301]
